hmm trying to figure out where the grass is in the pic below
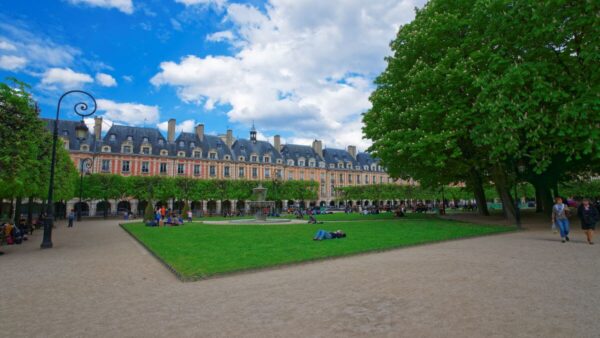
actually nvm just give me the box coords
[122,216,514,280]
[195,212,427,222]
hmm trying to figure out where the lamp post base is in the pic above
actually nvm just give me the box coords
[40,241,53,249]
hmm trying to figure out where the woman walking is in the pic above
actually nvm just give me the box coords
[552,197,570,243]
[577,198,598,245]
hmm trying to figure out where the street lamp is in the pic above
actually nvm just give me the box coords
[41,90,96,249]
[77,157,93,221]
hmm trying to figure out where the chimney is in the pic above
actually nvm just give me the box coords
[167,118,176,143]
[347,145,357,159]
[94,117,102,141]
[195,123,204,141]
[226,129,233,147]
[312,139,323,158]
[273,135,281,151]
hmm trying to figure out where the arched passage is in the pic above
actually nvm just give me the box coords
[329,201,336,207]
[236,200,245,213]
[138,201,148,216]
[54,202,67,219]
[222,200,232,215]
[117,200,131,213]
[74,202,89,217]
[96,201,111,216]
[207,200,217,215]
[319,201,327,207]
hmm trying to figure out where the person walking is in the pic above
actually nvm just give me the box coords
[552,197,570,243]
[577,198,598,245]
[67,209,75,228]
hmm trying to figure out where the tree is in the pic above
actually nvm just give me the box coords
[83,174,123,218]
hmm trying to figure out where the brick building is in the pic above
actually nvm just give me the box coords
[46,117,407,216]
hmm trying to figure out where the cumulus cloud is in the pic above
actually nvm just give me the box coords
[151,0,426,150]
[0,55,27,71]
[41,67,94,89]
[157,119,196,133]
[97,99,160,126]
[0,40,16,51]
[67,0,134,14]
[95,72,117,87]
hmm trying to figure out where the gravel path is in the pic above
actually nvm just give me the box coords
[1,217,598,337]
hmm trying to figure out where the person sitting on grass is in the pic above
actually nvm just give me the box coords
[313,229,346,241]
[177,215,184,225]
[308,214,323,224]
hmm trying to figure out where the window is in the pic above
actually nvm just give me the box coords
[251,155,258,162]
[160,150,168,156]
[329,164,335,169]
[310,173,315,180]
[339,174,344,183]
[178,163,185,175]
[179,141,185,147]
[142,137,149,143]
[252,167,258,178]
[346,163,352,169]
[288,171,293,180]
[349,175,353,183]
[380,176,384,183]
[193,151,201,158]
[264,156,270,163]
[239,167,245,177]
[209,165,216,176]
[264,168,270,178]
[209,152,217,160]
[365,175,369,184]
[319,162,326,168]
[190,142,195,148]
[123,145,132,153]
[122,160,130,173]
[276,159,282,164]
[101,160,110,172]
[80,144,89,151]
[224,155,231,160]
[160,163,167,174]
[141,147,150,155]
[357,175,361,184]
[372,175,376,184]
[194,165,201,176]
[378,165,382,172]
[238,156,245,161]
[127,136,133,141]
[299,171,304,180]
[109,134,116,141]
[102,146,110,153]
[287,159,294,166]
[298,160,305,166]
[158,139,164,145]
[309,160,315,167]
[320,173,326,182]
[338,163,343,169]
[141,161,149,173]
[177,151,185,157]
[276,169,282,178]
[364,165,369,171]
[224,166,230,177]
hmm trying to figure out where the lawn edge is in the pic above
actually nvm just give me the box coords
[120,221,517,283]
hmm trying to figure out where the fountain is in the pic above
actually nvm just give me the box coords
[228,184,291,224]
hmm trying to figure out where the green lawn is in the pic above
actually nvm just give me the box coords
[195,212,425,222]
[123,217,514,280]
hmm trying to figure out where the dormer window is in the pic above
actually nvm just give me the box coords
[355,165,361,170]
[127,136,133,141]
[319,162,326,168]
[309,160,316,167]
[179,141,185,147]
[102,146,111,153]
[298,160,305,166]
[109,134,116,141]
[377,165,382,171]
[224,155,231,160]
[264,156,270,163]
[209,152,217,160]
[178,151,186,157]
[276,159,282,164]
[190,142,195,148]
[338,163,344,169]
[122,145,132,154]
[142,137,149,143]
[160,149,168,156]
[193,151,202,158]
[80,144,89,152]
[158,139,164,145]
[346,163,352,169]
[329,164,335,169]
[287,159,294,166]
[251,155,258,162]
[62,130,69,136]
[238,156,245,161]
[141,147,151,155]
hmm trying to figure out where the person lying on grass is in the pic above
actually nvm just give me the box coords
[313,229,346,241]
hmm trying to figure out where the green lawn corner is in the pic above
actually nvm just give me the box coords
[122,216,514,280]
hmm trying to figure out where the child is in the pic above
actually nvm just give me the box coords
[552,197,570,243]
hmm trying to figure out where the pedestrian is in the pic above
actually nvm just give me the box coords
[67,209,75,228]
[187,209,193,223]
[551,197,570,243]
[577,198,598,245]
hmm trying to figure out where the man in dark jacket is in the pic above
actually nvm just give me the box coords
[577,198,599,245]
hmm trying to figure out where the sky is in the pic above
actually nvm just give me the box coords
[0,0,426,151]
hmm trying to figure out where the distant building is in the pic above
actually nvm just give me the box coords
[44,118,408,216]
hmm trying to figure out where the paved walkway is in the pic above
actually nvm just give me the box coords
[1,216,598,337]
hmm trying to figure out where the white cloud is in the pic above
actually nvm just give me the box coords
[206,30,234,42]
[122,75,133,82]
[67,0,134,14]
[0,40,16,51]
[95,72,117,87]
[41,67,94,89]
[97,99,160,126]
[175,0,227,8]
[157,119,196,133]
[170,18,183,31]
[0,55,27,71]
[151,0,425,151]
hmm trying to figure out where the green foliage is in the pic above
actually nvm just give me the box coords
[143,201,155,222]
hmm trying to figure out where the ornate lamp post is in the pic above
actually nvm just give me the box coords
[41,90,96,249]
[76,157,93,221]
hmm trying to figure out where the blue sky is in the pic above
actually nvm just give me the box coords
[0,0,425,150]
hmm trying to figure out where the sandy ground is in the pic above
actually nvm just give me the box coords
[1,215,599,338]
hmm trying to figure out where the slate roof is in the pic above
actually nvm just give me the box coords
[103,125,173,155]
[42,118,96,151]
[322,148,358,167]
[174,132,233,159]
[357,152,380,171]
[279,144,323,167]
[230,139,282,163]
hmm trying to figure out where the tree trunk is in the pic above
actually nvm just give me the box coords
[27,196,33,226]
[534,183,544,213]
[467,170,489,216]
[492,166,519,227]
[531,174,555,215]
[13,197,22,225]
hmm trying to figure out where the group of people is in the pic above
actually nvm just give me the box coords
[0,218,32,255]
[552,197,598,244]
[146,206,193,227]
